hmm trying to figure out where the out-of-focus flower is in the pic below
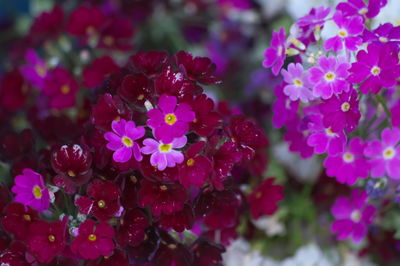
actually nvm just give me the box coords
[263,28,286,76]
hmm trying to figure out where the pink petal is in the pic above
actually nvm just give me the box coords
[113,147,132,163]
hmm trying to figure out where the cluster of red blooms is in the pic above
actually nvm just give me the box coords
[0,4,283,265]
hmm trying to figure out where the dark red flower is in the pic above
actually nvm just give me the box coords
[27,219,67,263]
[191,239,225,266]
[71,219,115,260]
[175,51,219,85]
[87,249,128,266]
[248,178,283,219]
[83,56,120,88]
[51,144,93,188]
[98,17,135,50]
[0,69,29,112]
[191,94,221,137]
[116,208,149,247]
[129,50,169,77]
[75,180,121,221]
[138,179,187,216]
[0,129,34,162]
[1,203,39,240]
[118,73,154,105]
[178,142,212,189]
[157,204,194,232]
[28,6,64,45]
[152,231,193,266]
[0,241,29,266]
[125,227,159,264]
[154,66,202,102]
[204,226,237,246]
[92,93,133,131]
[67,6,105,39]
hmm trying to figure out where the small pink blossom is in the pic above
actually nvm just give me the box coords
[20,49,49,90]
[104,119,145,163]
[262,27,286,76]
[281,63,313,103]
[141,136,187,171]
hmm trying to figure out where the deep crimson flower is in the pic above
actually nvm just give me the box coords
[248,178,284,219]
[118,73,154,106]
[157,204,194,232]
[67,6,105,39]
[0,241,30,266]
[179,142,212,189]
[43,67,79,109]
[191,239,225,266]
[152,231,193,266]
[51,144,93,188]
[98,17,135,50]
[125,227,160,264]
[229,115,268,161]
[0,69,29,112]
[71,219,115,260]
[75,180,121,221]
[83,56,120,88]
[86,249,128,266]
[27,219,67,263]
[191,94,221,137]
[116,208,149,247]
[154,66,203,102]
[28,6,64,45]
[129,50,169,77]
[175,51,219,85]
[1,203,39,240]
[138,179,187,216]
[92,93,133,131]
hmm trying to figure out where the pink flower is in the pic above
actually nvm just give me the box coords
[331,189,376,243]
[307,113,346,155]
[141,136,187,171]
[324,137,370,185]
[364,127,400,179]
[11,168,50,211]
[319,89,361,133]
[262,27,286,76]
[309,56,350,99]
[104,119,145,163]
[281,63,313,103]
[272,83,299,129]
[71,219,115,260]
[336,0,387,19]
[20,49,48,89]
[147,95,195,143]
[324,12,364,52]
[348,43,400,94]
[43,67,79,109]
[296,6,331,28]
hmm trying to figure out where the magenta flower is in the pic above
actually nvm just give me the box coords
[307,113,346,155]
[296,6,331,28]
[147,95,195,143]
[336,0,387,19]
[324,138,370,185]
[283,116,314,159]
[363,23,400,44]
[309,56,350,99]
[20,49,48,90]
[348,43,400,94]
[331,189,376,243]
[272,83,299,129]
[104,119,145,163]
[262,27,286,76]
[319,89,360,133]
[324,12,364,52]
[141,136,187,171]
[11,168,50,211]
[281,63,313,102]
[364,127,400,179]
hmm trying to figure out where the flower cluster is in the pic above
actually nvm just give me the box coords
[264,0,400,243]
[0,2,283,264]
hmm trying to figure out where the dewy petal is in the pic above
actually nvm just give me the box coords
[158,94,177,114]
[113,146,132,163]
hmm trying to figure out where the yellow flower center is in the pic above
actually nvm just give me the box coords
[371,66,381,75]
[23,214,31,221]
[164,113,177,125]
[36,65,46,77]
[359,8,368,15]
[159,143,172,152]
[338,29,347,37]
[98,200,106,208]
[342,152,354,163]
[48,235,56,242]
[341,102,350,112]
[160,185,168,191]
[324,72,335,81]
[88,234,97,241]
[325,127,336,137]
[351,210,361,222]
[379,37,388,43]
[103,36,114,46]
[114,116,121,122]
[383,147,396,159]
[67,170,76,177]
[60,85,70,95]
[168,244,177,249]
[137,94,145,100]
[122,136,133,147]
[186,158,195,166]
[293,79,303,87]
[32,185,43,199]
